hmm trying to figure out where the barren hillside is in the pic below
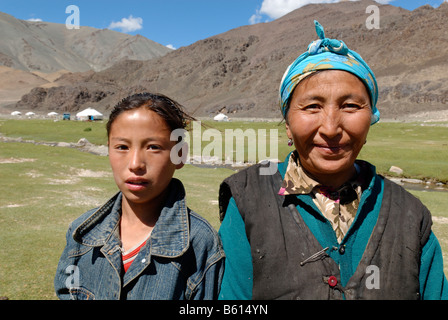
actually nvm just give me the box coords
[6,1,448,120]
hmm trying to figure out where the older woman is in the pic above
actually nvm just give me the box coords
[218,21,447,300]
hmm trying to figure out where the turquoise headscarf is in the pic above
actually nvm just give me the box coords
[279,20,380,125]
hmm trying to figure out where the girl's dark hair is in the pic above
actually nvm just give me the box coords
[106,93,196,138]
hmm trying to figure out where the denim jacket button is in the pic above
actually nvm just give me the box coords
[141,258,146,263]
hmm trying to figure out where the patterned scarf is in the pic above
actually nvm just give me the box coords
[278,152,368,243]
[279,20,380,125]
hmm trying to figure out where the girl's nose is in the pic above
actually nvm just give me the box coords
[129,149,146,173]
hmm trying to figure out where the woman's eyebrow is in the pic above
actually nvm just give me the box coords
[299,95,325,102]
[300,93,369,103]
[337,93,370,104]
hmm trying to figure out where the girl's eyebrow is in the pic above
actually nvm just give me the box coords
[109,137,131,143]
[109,136,165,143]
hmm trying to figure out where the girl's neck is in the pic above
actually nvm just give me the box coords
[120,193,165,228]
[119,195,166,252]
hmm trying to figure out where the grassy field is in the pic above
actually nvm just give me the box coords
[0,118,447,299]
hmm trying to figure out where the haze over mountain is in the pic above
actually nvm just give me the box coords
[3,0,448,120]
[0,11,171,73]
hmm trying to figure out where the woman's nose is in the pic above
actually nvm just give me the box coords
[318,108,343,139]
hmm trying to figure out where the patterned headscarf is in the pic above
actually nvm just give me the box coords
[279,20,380,125]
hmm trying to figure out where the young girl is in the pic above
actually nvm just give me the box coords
[54,93,224,300]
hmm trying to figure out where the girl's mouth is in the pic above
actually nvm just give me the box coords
[125,179,149,191]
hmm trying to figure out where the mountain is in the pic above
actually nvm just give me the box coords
[9,1,448,120]
[0,11,171,73]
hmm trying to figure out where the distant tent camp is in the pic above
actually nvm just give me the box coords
[213,113,229,122]
[76,108,103,121]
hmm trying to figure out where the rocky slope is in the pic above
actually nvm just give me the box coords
[0,11,171,73]
[8,1,448,120]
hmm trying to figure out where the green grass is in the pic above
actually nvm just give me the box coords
[1,119,448,299]
[359,122,448,183]
[409,189,448,278]
[0,142,116,299]
[0,119,108,145]
[2,119,447,182]
[0,141,234,299]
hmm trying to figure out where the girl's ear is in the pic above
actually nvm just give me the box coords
[171,140,188,170]
[175,162,185,170]
[177,142,188,169]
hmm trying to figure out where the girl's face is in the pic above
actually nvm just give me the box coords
[286,70,372,187]
[108,107,183,207]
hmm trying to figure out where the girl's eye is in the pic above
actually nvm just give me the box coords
[148,145,161,151]
[116,145,129,151]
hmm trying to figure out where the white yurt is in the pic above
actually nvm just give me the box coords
[25,112,36,117]
[47,112,59,117]
[76,108,103,121]
[11,111,21,116]
[213,113,229,122]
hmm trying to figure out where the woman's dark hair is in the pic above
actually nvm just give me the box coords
[283,71,323,124]
[106,93,196,138]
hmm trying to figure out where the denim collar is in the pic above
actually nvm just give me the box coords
[72,178,190,258]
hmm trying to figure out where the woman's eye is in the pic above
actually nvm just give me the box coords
[116,145,129,150]
[343,103,361,109]
[302,104,320,111]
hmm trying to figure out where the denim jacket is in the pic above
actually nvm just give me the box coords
[54,178,224,300]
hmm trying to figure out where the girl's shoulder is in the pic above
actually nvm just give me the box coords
[187,208,223,252]
[188,209,219,236]
[69,193,121,230]
[67,207,99,234]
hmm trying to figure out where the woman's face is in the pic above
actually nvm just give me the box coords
[286,70,372,187]
[108,107,183,207]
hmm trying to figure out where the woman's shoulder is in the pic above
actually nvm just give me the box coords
[382,176,433,217]
[221,161,284,188]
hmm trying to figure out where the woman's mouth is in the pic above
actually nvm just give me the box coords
[314,144,346,153]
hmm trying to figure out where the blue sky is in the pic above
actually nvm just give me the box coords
[1,0,446,49]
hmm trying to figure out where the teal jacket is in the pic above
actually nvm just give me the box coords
[218,155,448,300]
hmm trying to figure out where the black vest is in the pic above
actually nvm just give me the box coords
[219,163,432,300]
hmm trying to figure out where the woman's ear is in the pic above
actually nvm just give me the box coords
[285,123,292,140]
